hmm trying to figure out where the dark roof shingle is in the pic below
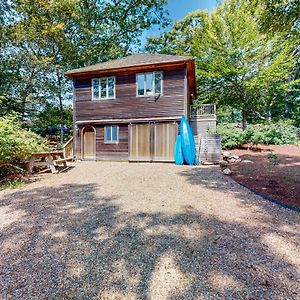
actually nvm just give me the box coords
[65,53,193,76]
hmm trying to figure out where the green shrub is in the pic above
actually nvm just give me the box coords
[267,152,281,165]
[0,116,48,165]
[243,123,299,145]
[217,122,299,149]
[217,123,244,149]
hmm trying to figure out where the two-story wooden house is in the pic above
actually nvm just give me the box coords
[65,53,216,162]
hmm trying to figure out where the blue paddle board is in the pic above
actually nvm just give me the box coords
[174,135,184,165]
[180,116,196,165]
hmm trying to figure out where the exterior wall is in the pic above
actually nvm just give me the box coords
[95,124,128,161]
[74,67,185,122]
[190,116,217,138]
[76,124,128,161]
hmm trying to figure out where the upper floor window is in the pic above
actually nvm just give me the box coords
[92,77,115,100]
[136,71,162,96]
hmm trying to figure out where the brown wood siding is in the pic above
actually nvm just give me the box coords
[74,67,185,122]
[75,128,82,159]
[76,124,128,160]
[95,124,128,161]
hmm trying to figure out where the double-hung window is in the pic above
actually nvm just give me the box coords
[136,71,162,96]
[92,77,115,100]
[105,125,118,144]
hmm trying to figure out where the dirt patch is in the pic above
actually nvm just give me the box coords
[230,144,300,210]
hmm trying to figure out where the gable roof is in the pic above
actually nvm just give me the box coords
[65,53,194,77]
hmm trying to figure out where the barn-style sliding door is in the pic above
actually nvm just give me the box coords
[129,124,151,161]
[129,122,178,162]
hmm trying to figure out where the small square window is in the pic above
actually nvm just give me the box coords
[105,125,118,143]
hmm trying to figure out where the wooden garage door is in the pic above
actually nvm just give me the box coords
[153,123,177,161]
[129,124,151,161]
[129,123,177,162]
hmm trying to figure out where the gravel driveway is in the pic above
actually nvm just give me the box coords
[0,162,299,299]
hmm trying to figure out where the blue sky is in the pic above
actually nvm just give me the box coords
[141,0,217,46]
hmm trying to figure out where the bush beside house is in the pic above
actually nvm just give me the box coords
[0,116,48,182]
[217,123,299,149]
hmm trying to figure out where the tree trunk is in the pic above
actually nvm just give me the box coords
[56,70,64,145]
[267,102,273,121]
[242,108,248,131]
[59,93,64,145]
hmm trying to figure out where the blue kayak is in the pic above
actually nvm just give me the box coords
[180,116,196,165]
[174,135,184,165]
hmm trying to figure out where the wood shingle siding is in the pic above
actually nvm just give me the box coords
[67,54,197,162]
[74,68,185,122]
[95,124,128,161]
[76,124,129,161]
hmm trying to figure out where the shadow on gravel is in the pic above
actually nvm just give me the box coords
[0,182,299,299]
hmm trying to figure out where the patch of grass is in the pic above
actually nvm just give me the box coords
[0,178,26,190]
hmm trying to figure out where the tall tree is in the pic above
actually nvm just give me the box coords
[192,0,298,129]
[146,10,207,55]
[252,0,300,36]
[146,0,299,128]
[1,0,169,142]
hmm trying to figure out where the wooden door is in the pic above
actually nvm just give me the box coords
[129,124,151,161]
[153,123,177,161]
[83,128,96,160]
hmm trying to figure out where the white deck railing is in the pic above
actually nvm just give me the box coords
[190,104,216,117]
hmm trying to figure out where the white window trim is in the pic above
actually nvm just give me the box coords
[92,76,116,100]
[136,71,163,97]
[104,125,119,144]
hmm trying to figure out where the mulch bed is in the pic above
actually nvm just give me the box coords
[229,144,300,210]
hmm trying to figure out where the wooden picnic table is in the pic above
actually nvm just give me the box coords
[28,150,71,174]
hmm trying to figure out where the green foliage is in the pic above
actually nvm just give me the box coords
[146,10,206,55]
[32,103,73,135]
[217,124,244,149]
[0,116,48,164]
[218,122,299,148]
[267,152,281,165]
[290,101,300,127]
[146,0,299,128]
[252,0,300,36]
[243,123,299,145]
[0,0,169,142]
[0,178,26,190]
[192,0,298,129]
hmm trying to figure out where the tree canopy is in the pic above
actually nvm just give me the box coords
[146,0,299,129]
[1,0,169,141]
[0,0,299,135]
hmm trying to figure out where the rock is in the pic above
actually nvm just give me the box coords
[232,154,239,160]
[223,168,232,175]
[235,158,242,163]
[222,151,231,159]
[242,159,254,164]
[219,160,228,167]
[228,158,236,163]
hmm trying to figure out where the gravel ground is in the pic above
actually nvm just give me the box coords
[0,162,299,299]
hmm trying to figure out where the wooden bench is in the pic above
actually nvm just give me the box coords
[28,151,68,174]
